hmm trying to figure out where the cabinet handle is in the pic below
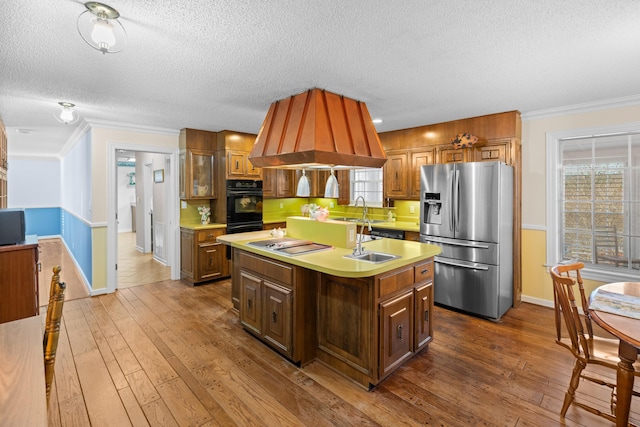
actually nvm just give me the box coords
[247,299,252,309]
[272,311,277,323]
[424,310,429,321]
[235,160,239,170]
[397,324,403,340]
[208,234,214,238]
[421,269,428,274]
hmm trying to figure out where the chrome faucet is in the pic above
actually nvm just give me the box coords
[353,196,371,256]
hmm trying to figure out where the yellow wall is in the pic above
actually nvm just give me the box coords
[520,101,640,303]
[92,226,108,291]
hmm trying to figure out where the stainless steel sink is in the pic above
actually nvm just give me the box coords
[332,217,385,224]
[343,251,400,263]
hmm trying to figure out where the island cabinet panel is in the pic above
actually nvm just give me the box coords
[379,290,414,377]
[317,275,374,382]
[237,250,316,364]
[415,282,433,349]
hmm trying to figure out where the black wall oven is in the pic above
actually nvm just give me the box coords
[226,180,263,234]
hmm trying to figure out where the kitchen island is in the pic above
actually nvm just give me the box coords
[218,229,441,389]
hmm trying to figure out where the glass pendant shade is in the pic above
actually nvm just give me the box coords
[296,170,310,197]
[54,102,79,125]
[77,2,127,54]
[324,169,339,198]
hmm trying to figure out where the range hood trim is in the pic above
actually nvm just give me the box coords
[249,88,387,169]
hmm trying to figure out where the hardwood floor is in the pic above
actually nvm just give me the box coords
[45,277,639,426]
[117,232,171,289]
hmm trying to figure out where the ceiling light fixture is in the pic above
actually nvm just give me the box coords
[77,2,127,54]
[55,102,80,125]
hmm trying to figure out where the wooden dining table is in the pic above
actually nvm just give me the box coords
[0,315,47,427]
[588,281,640,427]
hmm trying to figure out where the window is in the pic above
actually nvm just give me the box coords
[350,168,383,207]
[547,124,640,282]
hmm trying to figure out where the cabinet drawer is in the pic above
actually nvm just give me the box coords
[414,260,434,283]
[197,229,224,243]
[238,251,293,286]
[378,266,414,299]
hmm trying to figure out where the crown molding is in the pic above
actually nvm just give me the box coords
[521,94,640,120]
[83,118,179,136]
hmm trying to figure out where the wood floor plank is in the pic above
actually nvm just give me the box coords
[119,387,151,427]
[53,316,83,402]
[126,369,161,406]
[155,377,213,426]
[74,348,131,426]
[141,398,179,427]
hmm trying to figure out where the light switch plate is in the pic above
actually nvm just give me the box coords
[409,205,415,214]
[181,200,187,209]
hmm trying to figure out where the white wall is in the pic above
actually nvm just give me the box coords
[61,130,92,221]
[117,164,136,232]
[7,156,61,208]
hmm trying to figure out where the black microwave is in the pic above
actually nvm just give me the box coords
[0,208,26,245]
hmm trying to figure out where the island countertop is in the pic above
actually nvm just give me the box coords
[217,230,441,278]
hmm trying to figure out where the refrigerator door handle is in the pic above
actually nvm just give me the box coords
[448,170,455,232]
[454,169,460,233]
[435,257,490,271]
[425,238,490,249]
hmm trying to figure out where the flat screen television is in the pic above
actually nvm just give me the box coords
[0,208,26,246]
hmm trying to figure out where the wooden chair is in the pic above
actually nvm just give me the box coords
[43,265,66,401]
[550,262,640,424]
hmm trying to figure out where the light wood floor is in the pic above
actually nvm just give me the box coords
[45,276,640,427]
[117,232,171,289]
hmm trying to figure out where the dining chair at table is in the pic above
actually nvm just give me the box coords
[43,265,66,401]
[550,262,640,424]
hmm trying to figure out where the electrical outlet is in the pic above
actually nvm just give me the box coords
[279,202,284,209]
[410,205,415,214]
[349,229,355,241]
[330,201,334,208]
[181,200,187,209]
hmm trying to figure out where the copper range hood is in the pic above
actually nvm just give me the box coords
[249,88,387,169]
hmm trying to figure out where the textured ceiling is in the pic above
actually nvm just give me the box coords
[1,0,640,156]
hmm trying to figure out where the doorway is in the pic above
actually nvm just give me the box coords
[107,143,180,293]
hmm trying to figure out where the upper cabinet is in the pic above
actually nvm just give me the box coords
[179,129,219,200]
[263,169,295,198]
[219,131,262,180]
[383,149,435,200]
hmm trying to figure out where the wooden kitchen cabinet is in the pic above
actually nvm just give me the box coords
[226,150,262,180]
[384,151,409,198]
[473,140,510,163]
[179,129,218,200]
[317,256,435,388]
[236,249,317,364]
[384,149,434,200]
[263,169,295,198]
[0,237,40,324]
[180,227,228,284]
[438,146,469,164]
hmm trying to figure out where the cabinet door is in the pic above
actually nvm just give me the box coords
[179,150,187,199]
[379,290,414,377]
[263,280,293,356]
[276,170,295,197]
[245,155,262,179]
[189,150,216,199]
[197,242,225,281]
[262,169,276,198]
[180,229,194,280]
[438,147,467,164]
[227,151,245,178]
[384,152,408,198]
[414,283,433,350]
[473,141,510,164]
[410,150,434,198]
[239,271,262,335]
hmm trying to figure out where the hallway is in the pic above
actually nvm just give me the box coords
[38,233,172,307]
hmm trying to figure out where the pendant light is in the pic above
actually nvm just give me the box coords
[296,170,310,197]
[77,2,127,54]
[54,102,80,125]
[324,169,339,198]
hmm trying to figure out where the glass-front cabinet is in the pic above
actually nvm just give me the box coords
[180,149,216,199]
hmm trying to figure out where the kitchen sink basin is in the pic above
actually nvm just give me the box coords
[332,217,386,224]
[343,251,400,263]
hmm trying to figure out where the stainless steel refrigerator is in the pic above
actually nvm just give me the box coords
[419,161,513,320]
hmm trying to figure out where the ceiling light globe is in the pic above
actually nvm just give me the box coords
[91,19,116,52]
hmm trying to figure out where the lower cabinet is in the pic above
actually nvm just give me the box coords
[317,257,435,388]
[180,227,229,284]
[0,238,40,324]
[237,250,316,364]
